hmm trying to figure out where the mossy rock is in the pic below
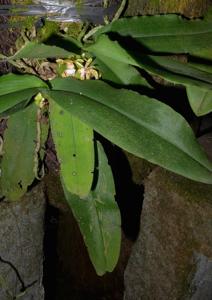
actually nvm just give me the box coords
[124,165,212,300]
[126,0,209,18]
[9,0,83,46]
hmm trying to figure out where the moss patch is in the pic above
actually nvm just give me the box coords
[126,0,209,18]
[148,167,212,205]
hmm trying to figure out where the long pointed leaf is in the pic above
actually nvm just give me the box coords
[186,86,212,116]
[62,142,121,275]
[86,35,137,67]
[94,14,212,54]
[142,55,212,87]
[0,73,48,96]
[0,74,48,115]
[46,78,212,184]
[96,55,152,87]
[7,42,72,60]
[0,100,29,118]
[1,104,37,200]
[86,35,212,90]
[50,99,94,197]
[0,88,38,115]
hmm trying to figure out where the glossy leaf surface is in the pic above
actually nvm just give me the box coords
[87,35,212,90]
[188,53,212,74]
[186,86,212,116]
[0,73,47,96]
[96,55,151,87]
[50,99,94,197]
[1,104,37,200]
[0,74,48,115]
[86,35,137,66]
[0,88,37,115]
[48,78,212,184]
[141,55,212,89]
[62,142,121,275]
[7,42,72,60]
[94,14,212,54]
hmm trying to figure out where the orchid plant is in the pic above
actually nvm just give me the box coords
[0,7,212,275]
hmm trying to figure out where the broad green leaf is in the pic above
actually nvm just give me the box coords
[94,14,212,54]
[86,35,137,66]
[0,100,28,118]
[188,51,212,73]
[0,88,37,115]
[7,42,72,60]
[186,86,212,116]
[0,73,48,96]
[138,55,212,89]
[1,103,37,200]
[0,74,47,115]
[62,142,121,275]
[47,78,212,184]
[50,99,94,197]
[195,50,212,61]
[87,35,212,90]
[96,55,152,88]
[188,60,212,74]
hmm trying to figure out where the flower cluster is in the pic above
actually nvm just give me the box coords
[56,54,101,80]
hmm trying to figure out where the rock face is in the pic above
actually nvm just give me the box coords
[125,0,209,18]
[0,184,45,300]
[124,167,212,300]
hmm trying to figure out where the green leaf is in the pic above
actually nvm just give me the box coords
[138,55,212,90]
[86,35,137,66]
[188,54,212,74]
[87,35,212,90]
[186,86,212,116]
[0,74,48,115]
[0,88,38,115]
[49,99,94,197]
[0,100,28,118]
[62,142,121,275]
[1,103,37,200]
[0,73,48,96]
[96,55,152,88]
[94,14,212,54]
[47,78,212,184]
[187,62,212,74]
[7,42,72,60]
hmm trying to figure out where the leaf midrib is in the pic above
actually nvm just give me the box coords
[53,89,212,172]
[92,196,108,271]
[198,91,210,114]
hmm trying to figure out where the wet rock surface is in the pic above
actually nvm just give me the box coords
[124,148,212,300]
[0,184,45,300]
